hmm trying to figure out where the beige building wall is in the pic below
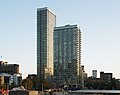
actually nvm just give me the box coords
[0,76,4,85]
[47,9,56,76]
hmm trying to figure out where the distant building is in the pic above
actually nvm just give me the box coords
[85,77,101,89]
[0,73,11,85]
[85,72,113,89]
[100,71,112,82]
[0,61,7,65]
[0,73,22,87]
[37,7,56,81]
[81,65,87,79]
[13,74,22,85]
[54,25,81,86]
[0,61,19,75]
[0,76,4,85]
[81,65,85,72]
[0,61,22,88]
[81,65,87,88]
[92,70,97,78]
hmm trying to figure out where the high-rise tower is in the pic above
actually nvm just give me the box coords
[54,25,81,86]
[37,7,56,81]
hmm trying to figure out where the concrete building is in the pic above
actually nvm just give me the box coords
[81,65,87,79]
[0,61,19,75]
[80,65,87,88]
[54,25,81,86]
[100,72,112,82]
[0,73,22,88]
[13,74,22,85]
[37,7,56,81]
[92,70,97,78]
[0,61,22,89]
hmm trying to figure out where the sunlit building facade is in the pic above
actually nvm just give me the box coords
[37,7,56,81]
[54,25,81,86]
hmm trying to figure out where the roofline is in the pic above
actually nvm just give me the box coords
[54,24,80,30]
[37,7,56,16]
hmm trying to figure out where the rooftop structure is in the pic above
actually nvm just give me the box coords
[92,70,97,78]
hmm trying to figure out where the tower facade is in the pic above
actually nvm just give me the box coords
[54,25,81,86]
[37,7,56,81]
[92,70,97,78]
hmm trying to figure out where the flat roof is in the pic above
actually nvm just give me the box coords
[54,25,79,30]
[69,90,120,94]
[37,7,56,16]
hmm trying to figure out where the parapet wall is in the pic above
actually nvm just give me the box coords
[9,90,38,95]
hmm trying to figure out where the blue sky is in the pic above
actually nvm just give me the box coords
[0,0,120,78]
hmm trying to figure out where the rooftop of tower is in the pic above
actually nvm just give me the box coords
[37,7,56,16]
[54,24,79,30]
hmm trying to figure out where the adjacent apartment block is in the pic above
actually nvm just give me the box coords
[0,61,19,75]
[100,71,113,82]
[37,7,56,81]
[54,25,81,86]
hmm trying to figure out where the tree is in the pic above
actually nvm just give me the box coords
[9,82,17,90]
[30,76,40,90]
[22,78,33,90]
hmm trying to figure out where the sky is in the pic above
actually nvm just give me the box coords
[0,0,120,78]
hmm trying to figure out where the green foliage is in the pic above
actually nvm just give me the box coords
[22,78,33,90]
[30,76,39,90]
[9,82,17,90]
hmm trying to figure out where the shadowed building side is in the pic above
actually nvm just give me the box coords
[54,25,81,87]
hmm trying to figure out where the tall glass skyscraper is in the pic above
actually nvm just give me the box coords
[54,25,81,86]
[37,7,56,81]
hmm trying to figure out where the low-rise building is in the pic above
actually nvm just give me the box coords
[0,61,22,92]
[100,72,112,82]
[0,61,19,75]
[9,90,38,95]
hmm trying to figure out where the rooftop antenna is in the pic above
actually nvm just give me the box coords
[0,56,2,61]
